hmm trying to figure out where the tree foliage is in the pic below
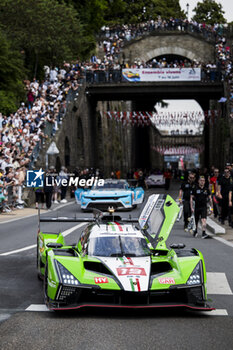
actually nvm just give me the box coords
[0,30,25,114]
[192,0,226,25]
[63,0,108,34]
[104,0,185,24]
[65,0,185,27]
[0,0,86,78]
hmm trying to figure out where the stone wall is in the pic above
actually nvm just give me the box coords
[35,85,93,172]
[208,82,232,169]
[96,101,134,177]
[120,33,215,65]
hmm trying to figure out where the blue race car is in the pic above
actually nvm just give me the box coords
[75,179,144,211]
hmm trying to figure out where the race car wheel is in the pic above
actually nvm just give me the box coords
[37,238,43,280]
[43,261,49,304]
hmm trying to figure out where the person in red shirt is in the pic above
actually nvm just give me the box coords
[115,169,121,179]
[133,169,139,180]
[164,168,172,190]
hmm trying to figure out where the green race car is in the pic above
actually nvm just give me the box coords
[37,194,214,311]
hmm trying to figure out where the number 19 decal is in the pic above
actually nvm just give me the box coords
[117,267,146,276]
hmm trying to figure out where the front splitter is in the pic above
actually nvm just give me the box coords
[49,302,215,312]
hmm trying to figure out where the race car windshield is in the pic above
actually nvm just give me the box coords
[92,182,127,190]
[88,236,151,257]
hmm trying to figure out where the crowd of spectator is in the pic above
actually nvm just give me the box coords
[0,62,82,212]
[100,18,226,42]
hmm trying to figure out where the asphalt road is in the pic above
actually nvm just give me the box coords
[0,183,233,350]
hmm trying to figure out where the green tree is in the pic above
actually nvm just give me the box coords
[0,0,86,78]
[192,0,226,25]
[63,0,108,34]
[0,30,25,115]
[61,0,108,57]
[104,0,185,24]
[66,0,185,26]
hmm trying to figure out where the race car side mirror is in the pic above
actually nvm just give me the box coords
[170,243,185,249]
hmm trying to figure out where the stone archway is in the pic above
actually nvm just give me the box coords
[121,34,215,64]
[142,46,204,62]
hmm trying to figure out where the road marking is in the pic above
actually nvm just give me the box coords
[26,304,49,311]
[0,244,37,256]
[0,313,12,322]
[0,201,74,224]
[213,236,233,249]
[62,223,86,237]
[207,272,233,295]
[0,223,86,256]
[197,309,228,316]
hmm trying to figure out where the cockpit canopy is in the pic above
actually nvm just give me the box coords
[87,236,151,257]
[92,179,128,190]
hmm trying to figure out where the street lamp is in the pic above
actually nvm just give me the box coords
[186,3,189,20]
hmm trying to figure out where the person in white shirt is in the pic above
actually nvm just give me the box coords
[49,68,58,82]
[2,131,10,143]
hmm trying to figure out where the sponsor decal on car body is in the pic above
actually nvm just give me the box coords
[94,277,109,284]
[158,277,176,284]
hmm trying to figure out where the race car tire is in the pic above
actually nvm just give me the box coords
[43,261,49,304]
[37,238,43,280]
[81,208,91,213]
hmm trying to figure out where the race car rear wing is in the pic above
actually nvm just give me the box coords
[37,208,138,231]
[39,216,139,223]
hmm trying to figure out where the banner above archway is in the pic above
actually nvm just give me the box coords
[122,68,201,82]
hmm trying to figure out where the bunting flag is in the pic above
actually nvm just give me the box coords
[151,145,204,155]
[100,110,221,128]
[102,111,152,127]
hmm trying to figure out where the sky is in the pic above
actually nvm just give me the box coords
[156,100,203,113]
[179,0,233,23]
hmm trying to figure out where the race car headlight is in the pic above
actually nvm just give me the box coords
[56,260,80,286]
[186,262,202,286]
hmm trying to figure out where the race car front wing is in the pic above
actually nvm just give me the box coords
[46,283,214,311]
